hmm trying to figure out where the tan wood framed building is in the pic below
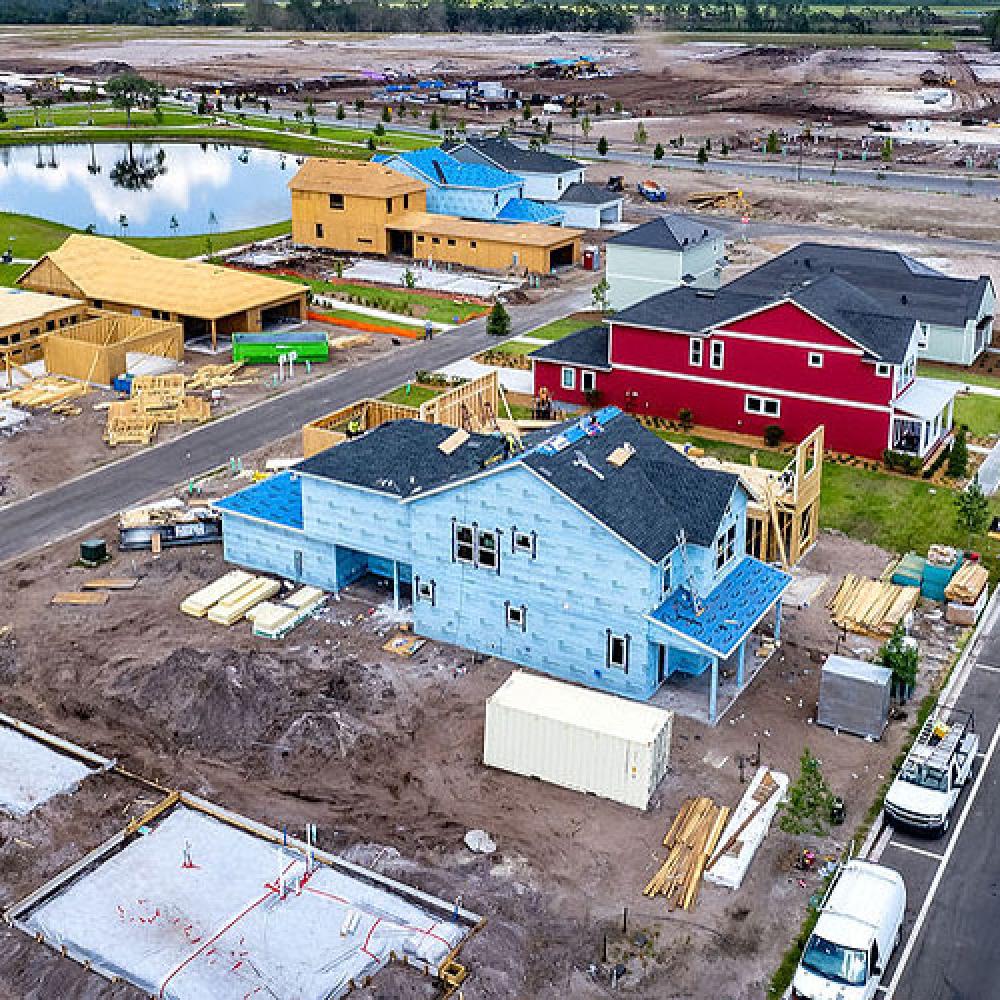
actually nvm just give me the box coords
[0,287,87,380]
[289,157,582,274]
[17,236,307,350]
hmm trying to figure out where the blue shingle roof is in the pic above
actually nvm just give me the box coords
[495,198,564,224]
[215,472,303,531]
[649,557,790,658]
[384,148,521,190]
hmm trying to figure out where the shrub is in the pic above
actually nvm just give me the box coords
[778,749,836,836]
[678,407,694,431]
[487,301,511,339]
[763,424,784,447]
[877,625,918,702]
[882,449,921,475]
[948,426,969,479]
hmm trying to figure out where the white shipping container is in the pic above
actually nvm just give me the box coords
[483,671,672,810]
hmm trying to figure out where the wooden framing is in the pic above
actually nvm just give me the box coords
[301,371,502,458]
[42,312,184,386]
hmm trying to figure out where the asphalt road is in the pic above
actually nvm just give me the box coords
[871,597,1000,1000]
[0,288,589,566]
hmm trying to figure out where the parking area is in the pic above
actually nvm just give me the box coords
[870,600,1000,999]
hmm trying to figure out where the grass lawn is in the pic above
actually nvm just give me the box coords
[1,108,212,130]
[0,212,290,261]
[302,279,487,325]
[522,315,597,342]
[954,393,1000,438]
[0,262,28,286]
[380,384,443,407]
[493,340,538,357]
[655,430,789,470]
[919,363,1000,390]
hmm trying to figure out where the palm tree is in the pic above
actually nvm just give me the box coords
[119,214,129,237]
[207,210,218,234]
[169,215,179,237]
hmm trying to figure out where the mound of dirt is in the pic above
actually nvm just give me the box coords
[62,59,133,76]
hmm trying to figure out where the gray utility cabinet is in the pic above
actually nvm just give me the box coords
[817,655,892,740]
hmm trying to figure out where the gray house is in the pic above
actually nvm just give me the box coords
[606,215,727,311]
[731,243,995,366]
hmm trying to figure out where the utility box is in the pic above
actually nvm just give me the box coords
[232,332,329,364]
[483,671,672,810]
[817,655,892,741]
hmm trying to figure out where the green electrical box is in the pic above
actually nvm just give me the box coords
[232,332,329,364]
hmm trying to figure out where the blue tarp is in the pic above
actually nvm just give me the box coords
[649,556,790,658]
[215,472,304,531]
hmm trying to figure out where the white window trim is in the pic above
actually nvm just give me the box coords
[561,366,576,390]
[454,522,475,565]
[715,523,737,572]
[581,370,596,393]
[689,337,703,367]
[710,340,724,370]
[505,602,526,631]
[607,631,629,672]
[876,363,892,378]
[512,529,536,556]
[476,528,499,572]
[744,394,781,418]
[808,351,823,368]
[415,576,436,605]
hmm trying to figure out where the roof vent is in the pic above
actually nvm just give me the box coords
[703,228,709,237]
[607,442,636,468]
[695,289,715,299]
[682,237,689,246]
[901,293,908,305]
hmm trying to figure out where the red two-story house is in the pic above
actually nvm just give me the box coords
[532,274,958,460]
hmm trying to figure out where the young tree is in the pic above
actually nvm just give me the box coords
[955,474,990,542]
[373,122,386,137]
[381,106,392,123]
[580,114,592,139]
[107,72,158,127]
[522,104,532,121]
[613,99,623,113]
[336,103,346,120]
[306,96,316,121]
[430,110,440,131]
[765,130,780,154]
[653,141,665,160]
[197,92,209,116]
[697,145,709,165]
[881,136,893,162]
[262,98,271,114]
[596,135,609,157]
[234,94,242,110]
[592,276,610,313]
[487,301,511,338]
[948,426,969,479]
[633,121,648,147]
[877,625,918,702]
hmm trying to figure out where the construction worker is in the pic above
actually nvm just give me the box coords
[347,416,362,439]
[424,320,433,341]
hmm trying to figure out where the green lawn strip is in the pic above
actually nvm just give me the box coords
[654,429,789,469]
[1,109,212,129]
[380,384,443,407]
[954,393,1000,438]
[494,340,538,357]
[226,114,433,151]
[522,314,598,341]
[313,306,423,333]
[297,278,487,325]
[0,262,26,286]
[918,363,1000,389]
[0,212,290,261]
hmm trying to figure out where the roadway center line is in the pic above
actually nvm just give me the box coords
[887,841,944,862]
[883,705,1000,999]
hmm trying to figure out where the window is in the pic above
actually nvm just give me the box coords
[315,222,324,239]
[329,193,345,210]
[689,337,703,367]
[447,239,457,247]
[876,363,892,378]
[662,556,672,594]
[745,394,780,418]
[557,177,563,190]
[432,237,441,246]
[917,324,929,350]
[808,352,823,368]
[415,577,436,605]
[607,632,629,672]
[93,300,102,309]
[505,603,526,631]
[477,529,498,570]
[710,340,724,370]
[416,235,425,243]
[455,523,475,564]
[470,241,477,249]
[386,197,393,214]
[512,530,535,556]
[494,192,499,207]
[581,370,596,393]
[561,366,576,390]
[715,523,737,571]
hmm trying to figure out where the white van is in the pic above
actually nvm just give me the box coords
[791,860,905,1000]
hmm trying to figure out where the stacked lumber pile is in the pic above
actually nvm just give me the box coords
[105,375,211,446]
[186,362,251,390]
[181,570,255,618]
[1,376,87,411]
[944,562,988,603]
[207,577,280,626]
[248,586,325,639]
[829,574,920,637]
[643,797,730,911]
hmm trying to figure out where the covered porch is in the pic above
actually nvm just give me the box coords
[891,377,958,460]
[646,557,791,725]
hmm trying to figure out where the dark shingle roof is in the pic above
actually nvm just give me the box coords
[558,182,621,205]
[294,421,509,498]
[454,137,581,174]
[731,242,993,327]
[608,214,723,251]
[529,325,610,369]
[521,408,738,561]
[612,274,916,363]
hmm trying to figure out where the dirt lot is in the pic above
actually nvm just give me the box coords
[0,504,963,998]
[0,326,396,509]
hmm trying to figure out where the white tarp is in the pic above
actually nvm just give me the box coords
[0,727,95,818]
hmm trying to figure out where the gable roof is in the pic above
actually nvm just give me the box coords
[731,242,993,327]
[381,147,521,191]
[558,182,622,206]
[530,325,610,369]
[17,236,305,321]
[215,471,303,530]
[612,274,916,363]
[446,137,582,175]
[294,420,510,498]
[608,214,723,251]
[288,157,426,197]
[0,286,84,327]
[519,408,739,562]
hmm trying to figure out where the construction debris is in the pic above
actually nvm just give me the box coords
[51,592,110,606]
[80,578,138,591]
[104,375,211,447]
[0,376,87,411]
[944,561,989,604]
[383,633,426,657]
[643,796,730,910]
[185,361,250,391]
[829,573,920,637]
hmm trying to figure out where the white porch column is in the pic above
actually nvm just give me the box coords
[709,656,719,724]
[392,559,400,612]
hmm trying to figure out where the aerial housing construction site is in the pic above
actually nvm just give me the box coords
[1,16,1000,1000]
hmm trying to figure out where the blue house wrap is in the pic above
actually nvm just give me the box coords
[216,409,789,719]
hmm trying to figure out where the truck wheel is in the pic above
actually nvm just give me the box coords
[936,814,950,838]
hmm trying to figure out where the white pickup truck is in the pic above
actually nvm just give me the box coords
[791,860,906,1000]
[884,706,978,836]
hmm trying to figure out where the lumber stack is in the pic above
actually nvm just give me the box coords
[643,797,730,911]
[0,376,87,411]
[105,379,211,447]
[206,577,280,626]
[944,562,989,604]
[829,574,920,637]
[181,570,255,618]
[186,362,250,390]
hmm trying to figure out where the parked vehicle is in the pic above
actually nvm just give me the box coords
[637,179,667,202]
[884,705,977,836]
[791,860,906,1000]
[606,175,624,192]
